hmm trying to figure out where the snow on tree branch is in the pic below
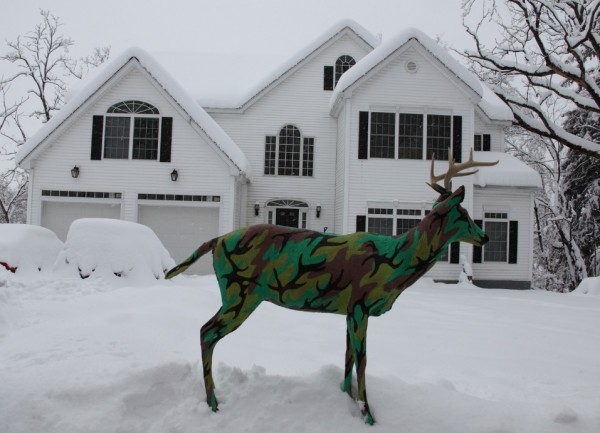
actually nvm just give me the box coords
[462,0,600,158]
[0,9,110,223]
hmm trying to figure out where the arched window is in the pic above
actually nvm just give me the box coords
[335,55,356,85]
[94,100,172,161]
[264,125,314,177]
[323,55,356,91]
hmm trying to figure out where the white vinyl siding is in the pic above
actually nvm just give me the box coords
[27,66,237,244]
[210,34,370,232]
[343,43,479,279]
[473,187,535,282]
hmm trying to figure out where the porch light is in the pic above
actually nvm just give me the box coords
[170,169,179,181]
[254,202,260,216]
[71,166,80,178]
[316,204,322,218]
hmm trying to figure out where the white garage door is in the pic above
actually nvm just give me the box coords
[42,202,121,241]
[138,205,219,275]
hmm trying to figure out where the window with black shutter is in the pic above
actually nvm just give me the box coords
[91,100,171,162]
[359,111,459,161]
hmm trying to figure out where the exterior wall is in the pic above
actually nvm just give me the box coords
[28,66,236,236]
[341,44,480,280]
[473,187,535,286]
[210,34,371,233]
[474,112,506,152]
[334,99,349,232]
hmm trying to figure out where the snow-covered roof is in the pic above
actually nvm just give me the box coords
[17,48,250,176]
[472,151,542,188]
[329,28,513,122]
[478,83,513,122]
[202,19,380,110]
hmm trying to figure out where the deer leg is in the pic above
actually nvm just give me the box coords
[200,299,258,412]
[347,309,374,425]
[342,325,355,397]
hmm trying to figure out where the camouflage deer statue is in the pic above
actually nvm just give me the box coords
[165,150,497,424]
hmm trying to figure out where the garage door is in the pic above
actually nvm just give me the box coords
[138,205,219,275]
[42,202,121,241]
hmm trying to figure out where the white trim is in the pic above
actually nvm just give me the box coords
[343,98,352,233]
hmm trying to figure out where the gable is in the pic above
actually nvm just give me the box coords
[17,49,249,176]
[205,20,379,113]
[329,28,512,122]
[348,44,479,112]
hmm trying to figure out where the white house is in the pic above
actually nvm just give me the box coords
[17,20,541,286]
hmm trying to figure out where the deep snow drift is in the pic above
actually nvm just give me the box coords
[1,273,599,432]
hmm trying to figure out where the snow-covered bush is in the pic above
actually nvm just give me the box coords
[0,224,63,276]
[53,219,175,282]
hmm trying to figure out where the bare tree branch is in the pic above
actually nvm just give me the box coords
[0,9,110,223]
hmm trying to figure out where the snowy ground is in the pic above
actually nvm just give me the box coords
[1,274,599,433]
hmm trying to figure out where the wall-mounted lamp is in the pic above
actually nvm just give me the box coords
[71,166,80,178]
[170,169,179,181]
[254,202,260,217]
[316,204,322,218]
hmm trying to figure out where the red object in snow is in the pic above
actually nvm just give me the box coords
[0,261,17,273]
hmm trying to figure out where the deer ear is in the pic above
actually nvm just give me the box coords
[449,185,466,204]
[427,182,449,197]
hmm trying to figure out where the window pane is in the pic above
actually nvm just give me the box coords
[426,115,451,160]
[398,113,423,159]
[278,125,301,176]
[335,55,356,84]
[368,217,393,236]
[370,112,395,158]
[396,218,421,235]
[302,137,314,176]
[132,117,159,160]
[104,116,130,159]
[474,134,482,151]
[484,221,508,262]
[108,100,159,114]
[264,136,276,175]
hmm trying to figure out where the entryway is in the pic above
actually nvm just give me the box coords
[266,199,308,229]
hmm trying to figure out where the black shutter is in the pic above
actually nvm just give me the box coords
[90,115,104,160]
[358,111,369,160]
[509,221,518,264]
[450,242,460,264]
[483,134,491,151]
[473,219,483,263]
[452,116,462,162]
[323,66,334,91]
[356,215,366,232]
[160,117,173,162]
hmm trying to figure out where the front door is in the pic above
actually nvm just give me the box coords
[275,208,299,227]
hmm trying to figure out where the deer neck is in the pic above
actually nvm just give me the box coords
[412,204,457,266]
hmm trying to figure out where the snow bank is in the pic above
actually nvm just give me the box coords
[2,277,600,432]
[572,277,600,296]
[0,224,63,276]
[53,219,175,282]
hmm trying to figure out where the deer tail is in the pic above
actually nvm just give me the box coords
[164,238,217,279]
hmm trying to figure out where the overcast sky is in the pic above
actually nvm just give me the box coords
[2,0,473,63]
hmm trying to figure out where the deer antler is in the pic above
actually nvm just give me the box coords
[430,149,499,191]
